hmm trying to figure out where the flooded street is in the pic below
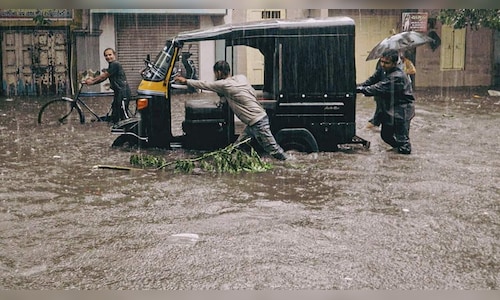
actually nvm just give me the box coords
[0,88,499,289]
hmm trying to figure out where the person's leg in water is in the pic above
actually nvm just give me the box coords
[252,116,287,160]
[110,94,122,124]
[393,103,414,154]
[120,97,130,119]
[380,118,412,154]
[111,88,131,123]
[235,116,287,160]
[368,96,383,128]
[380,122,398,149]
[121,86,132,119]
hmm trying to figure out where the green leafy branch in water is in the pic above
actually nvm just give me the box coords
[129,138,273,174]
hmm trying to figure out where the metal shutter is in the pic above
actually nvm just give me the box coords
[116,14,200,93]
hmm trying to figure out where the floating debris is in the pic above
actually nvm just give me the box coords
[94,165,144,171]
[130,138,273,174]
[487,89,500,96]
[167,233,200,246]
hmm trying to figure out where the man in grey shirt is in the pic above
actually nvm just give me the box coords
[175,60,287,160]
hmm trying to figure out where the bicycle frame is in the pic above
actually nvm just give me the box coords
[76,84,115,122]
[38,83,116,125]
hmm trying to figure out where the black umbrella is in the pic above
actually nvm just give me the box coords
[366,31,434,61]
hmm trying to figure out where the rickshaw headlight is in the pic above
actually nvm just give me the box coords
[137,98,149,110]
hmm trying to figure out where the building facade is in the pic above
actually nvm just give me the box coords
[0,9,497,97]
[0,9,76,96]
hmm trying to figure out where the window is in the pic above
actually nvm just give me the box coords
[261,10,281,19]
[279,36,354,95]
[440,25,466,70]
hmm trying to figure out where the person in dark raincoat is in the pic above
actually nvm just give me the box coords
[356,49,415,154]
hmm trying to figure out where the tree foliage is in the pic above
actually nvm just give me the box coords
[438,9,500,30]
[32,15,52,26]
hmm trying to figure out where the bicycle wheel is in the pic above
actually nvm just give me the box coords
[38,98,85,125]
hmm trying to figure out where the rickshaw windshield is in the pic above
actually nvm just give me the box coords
[141,40,177,82]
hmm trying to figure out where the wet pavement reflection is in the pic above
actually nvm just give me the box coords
[0,88,498,289]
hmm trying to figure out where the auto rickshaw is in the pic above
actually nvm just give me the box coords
[111,17,370,152]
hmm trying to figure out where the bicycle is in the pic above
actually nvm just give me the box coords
[37,83,135,125]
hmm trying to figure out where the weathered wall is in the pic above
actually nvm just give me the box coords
[330,9,495,88]
[416,21,493,87]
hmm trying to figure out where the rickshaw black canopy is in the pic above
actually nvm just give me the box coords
[172,17,356,98]
[174,17,355,43]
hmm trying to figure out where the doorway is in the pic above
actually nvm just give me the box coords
[1,29,69,96]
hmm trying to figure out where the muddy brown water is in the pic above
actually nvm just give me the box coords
[0,88,498,289]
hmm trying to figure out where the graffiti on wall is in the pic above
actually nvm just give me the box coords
[0,9,72,20]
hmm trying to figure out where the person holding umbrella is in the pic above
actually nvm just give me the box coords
[366,50,415,129]
[363,31,430,130]
[356,49,415,154]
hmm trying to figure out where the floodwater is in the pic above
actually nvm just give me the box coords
[0,87,498,289]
